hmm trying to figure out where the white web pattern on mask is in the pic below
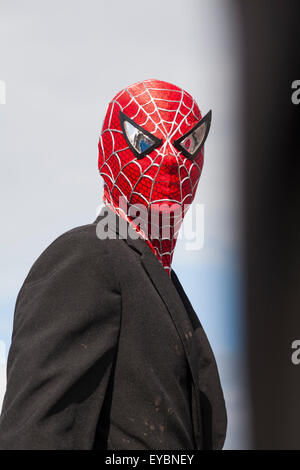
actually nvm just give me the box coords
[99,82,203,272]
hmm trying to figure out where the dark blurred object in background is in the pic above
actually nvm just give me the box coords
[239,0,300,449]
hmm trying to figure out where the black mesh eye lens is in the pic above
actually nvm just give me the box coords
[119,111,163,159]
[123,120,155,154]
[181,122,207,154]
[173,110,212,159]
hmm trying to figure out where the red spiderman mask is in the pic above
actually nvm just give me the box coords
[98,79,211,275]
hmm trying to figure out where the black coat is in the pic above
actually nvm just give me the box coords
[0,207,227,450]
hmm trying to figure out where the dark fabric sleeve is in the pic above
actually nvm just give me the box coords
[0,227,121,449]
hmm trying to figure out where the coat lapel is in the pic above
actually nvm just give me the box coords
[94,206,227,449]
[137,245,227,450]
[135,244,205,448]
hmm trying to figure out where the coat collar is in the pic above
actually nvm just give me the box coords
[94,206,191,329]
[94,205,227,449]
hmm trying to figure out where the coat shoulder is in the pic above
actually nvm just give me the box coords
[22,221,123,287]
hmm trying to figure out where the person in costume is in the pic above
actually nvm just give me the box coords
[0,79,226,450]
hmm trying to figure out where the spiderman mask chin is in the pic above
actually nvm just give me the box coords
[98,79,211,275]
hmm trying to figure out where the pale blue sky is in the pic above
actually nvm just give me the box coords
[0,0,250,448]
